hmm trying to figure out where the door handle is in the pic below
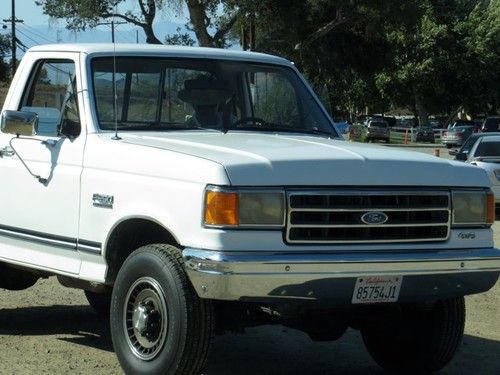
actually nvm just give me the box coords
[0,146,15,157]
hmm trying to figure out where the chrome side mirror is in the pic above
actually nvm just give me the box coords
[1,110,39,136]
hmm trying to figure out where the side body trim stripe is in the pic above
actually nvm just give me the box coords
[0,224,102,254]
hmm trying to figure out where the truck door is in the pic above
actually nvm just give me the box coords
[0,55,85,274]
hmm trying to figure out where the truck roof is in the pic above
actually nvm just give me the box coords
[27,43,292,66]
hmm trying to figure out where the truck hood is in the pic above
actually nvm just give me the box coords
[119,131,490,187]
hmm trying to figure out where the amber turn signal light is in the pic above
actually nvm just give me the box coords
[204,190,239,226]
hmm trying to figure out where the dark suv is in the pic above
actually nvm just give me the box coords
[366,120,390,143]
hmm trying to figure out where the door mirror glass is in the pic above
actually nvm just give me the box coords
[455,152,467,161]
[1,110,39,136]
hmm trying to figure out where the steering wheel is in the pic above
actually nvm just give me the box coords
[231,117,269,127]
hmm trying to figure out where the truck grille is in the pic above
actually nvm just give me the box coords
[286,190,451,244]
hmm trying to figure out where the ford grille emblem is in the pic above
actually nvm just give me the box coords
[361,211,388,225]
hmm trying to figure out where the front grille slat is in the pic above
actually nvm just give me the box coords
[286,190,450,244]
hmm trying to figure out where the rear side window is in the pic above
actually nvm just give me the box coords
[483,118,500,132]
[20,59,80,137]
[475,141,500,157]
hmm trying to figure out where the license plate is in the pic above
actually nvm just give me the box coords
[351,276,403,304]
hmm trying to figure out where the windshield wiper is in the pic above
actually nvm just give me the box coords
[102,122,216,131]
[232,125,334,138]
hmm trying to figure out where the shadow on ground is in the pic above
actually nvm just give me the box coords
[0,305,498,374]
[206,327,500,375]
[0,305,113,352]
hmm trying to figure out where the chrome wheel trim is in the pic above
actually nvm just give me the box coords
[123,276,168,361]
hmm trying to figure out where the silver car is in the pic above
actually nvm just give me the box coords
[466,135,500,210]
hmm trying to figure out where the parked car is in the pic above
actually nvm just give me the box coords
[396,118,416,129]
[428,118,443,129]
[465,136,500,210]
[334,121,351,134]
[450,132,500,161]
[365,120,390,142]
[441,125,475,148]
[481,116,500,132]
[447,120,475,129]
[415,127,435,143]
[355,114,370,125]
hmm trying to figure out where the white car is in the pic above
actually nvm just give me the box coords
[467,135,500,209]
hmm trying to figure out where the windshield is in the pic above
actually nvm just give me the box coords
[459,135,480,154]
[369,122,388,128]
[91,57,336,136]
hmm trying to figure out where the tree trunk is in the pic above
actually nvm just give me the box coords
[143,24,162,44]
[185,0,215,47]
[415,95,429,128]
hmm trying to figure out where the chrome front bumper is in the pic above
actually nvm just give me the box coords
[183,248,500,302]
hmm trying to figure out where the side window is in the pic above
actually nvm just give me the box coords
[21,60,80,137]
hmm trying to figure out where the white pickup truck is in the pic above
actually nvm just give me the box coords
[0,44,499,375]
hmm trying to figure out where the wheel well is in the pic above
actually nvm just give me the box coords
[104,219,179,284]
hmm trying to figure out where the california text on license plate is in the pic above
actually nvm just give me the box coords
[351,276,403,304]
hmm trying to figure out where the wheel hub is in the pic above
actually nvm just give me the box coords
[132,302,161,341]
[123,277,168,360]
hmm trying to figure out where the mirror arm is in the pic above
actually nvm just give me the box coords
[9,136,49,184]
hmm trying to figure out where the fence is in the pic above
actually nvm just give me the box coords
[390,127,416,143]
[349,124,446,144]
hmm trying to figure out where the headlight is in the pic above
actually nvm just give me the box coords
[452,190,495,226]
[204,186,285,228]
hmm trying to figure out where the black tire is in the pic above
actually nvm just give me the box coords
[84,290,112,317]
[361,297,465,374]
[446,144,452,149]
[0,264,39,291]
[110,244,214,375]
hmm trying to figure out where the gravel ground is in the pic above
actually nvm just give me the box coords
[0,145,498,374]
[1,238,498,374]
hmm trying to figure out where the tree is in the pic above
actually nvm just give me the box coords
[0,34,10,82]
[460,0,500,114]
[374,2,460,125]
[36,0,238,47]
[230,0,394,117]
[165,27,195,46]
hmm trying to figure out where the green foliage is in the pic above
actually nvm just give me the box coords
[36,0,500,117]
[0,34,10,82]
[165,27,195,46]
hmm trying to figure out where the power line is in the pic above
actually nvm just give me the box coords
[96,20,127,43]
[17,24,56,44]
[3,0,24,75]
[16,28,43,47]
[114,24,136,43]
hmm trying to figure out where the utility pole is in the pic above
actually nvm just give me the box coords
[97,20,127,43]
[3,0,24,76]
